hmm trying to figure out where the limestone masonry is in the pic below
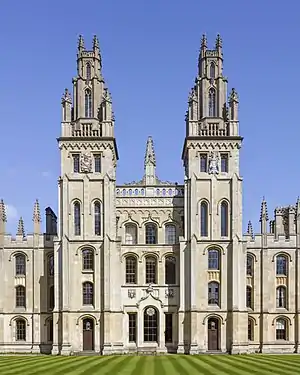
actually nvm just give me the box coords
[0,34,298,355]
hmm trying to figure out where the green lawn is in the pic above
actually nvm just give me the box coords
[0,354,299,374]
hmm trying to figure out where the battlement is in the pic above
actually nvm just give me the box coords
[244,199,300,247]
[0,199,57,248]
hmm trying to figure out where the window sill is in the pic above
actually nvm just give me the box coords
[82,270,94,274]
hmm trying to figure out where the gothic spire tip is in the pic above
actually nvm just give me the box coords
[144,136,156,168]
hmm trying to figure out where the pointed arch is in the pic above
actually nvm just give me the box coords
[86,62,91,80]
[200,200,208,237]
[85,89,92,118]
[210,62,216,79]
[74,201,81,236]
[220,200,229,237]
[94,201,101,236]
[208,88,216,117]
[145,223,158,244]
[125,223,138,245]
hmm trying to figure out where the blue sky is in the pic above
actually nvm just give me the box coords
[0,0,299,235]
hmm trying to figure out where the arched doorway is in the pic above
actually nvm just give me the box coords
[207,317,220,351]
[83,318,94,351]
[144,306,158,343]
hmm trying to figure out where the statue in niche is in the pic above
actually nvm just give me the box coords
[208,151,219,174]
[80,153,92,173]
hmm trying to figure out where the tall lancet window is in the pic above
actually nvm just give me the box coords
[74,202,81,236]
[86,63,91,80]
[200,201,208,237]
[94,202,101,236]
[208,88,216,117]
[220,201,228,237]
[210,62,215,79]
[85,89,92,118]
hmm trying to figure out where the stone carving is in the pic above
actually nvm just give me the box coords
[128,289,136,299]
[146,307,155,316]
[165,288,174,298]
[103,148,115,178]
[208,151,219,175]
[80,153,92,173]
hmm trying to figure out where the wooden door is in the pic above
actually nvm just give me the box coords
[83,319,94,351]
[208,318,219,351]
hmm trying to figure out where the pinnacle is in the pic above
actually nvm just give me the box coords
[260,197,268,222]
[144,136,156,168]
[33,199,41,223]
[17,217,25,237]
[0,199,7,222]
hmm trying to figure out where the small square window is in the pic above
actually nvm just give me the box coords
[94,155,101,173]
[220,154,228,173]
[73,154,80,173]
[200,154,208,172]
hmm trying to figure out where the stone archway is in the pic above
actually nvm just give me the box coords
[207,317,220,351]
[83,318,94,351]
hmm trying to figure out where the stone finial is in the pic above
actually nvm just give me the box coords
[103,88,112,103]
[0,199,7,222]
[61,88,72,104]
[229,88,239,103]
[260,197,268,222]
[216,34,222,48]
[247,220,253,237]
[201,34,207,49]
[188,87,197,102]
[93,35,99,50]
[296,197,300,219]
[78,35,85,51]
[17,217,25,238]
[144,136,156,168]
[33,199,41,223]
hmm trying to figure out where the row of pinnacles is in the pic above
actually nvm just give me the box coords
[0,199,57,247]
[245,197,300,246]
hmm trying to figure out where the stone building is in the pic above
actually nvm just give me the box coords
[0,34,299,355]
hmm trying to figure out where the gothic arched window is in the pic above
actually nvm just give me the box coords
[16,286,26,308]
[220,201,228,237]
[276,286,287,308]
[94,201,101,236]
[85,89,92,118]
[246,286,253,309]
[276,318,287,340]
[82,249,94,271]
[125,256,137,284]
[165,224,176,244]
[145,256,157,284]
[208,249,219,270]
[165,256,176,284]
[16,319,26,341]
[145,223,157,245]
[125,224,137,245]
[247,254,254,276]
[200,201,208,237]
[208,88,216,117]
[210,62,215,79]
[74,202,81,236]
[208,281,219,305]
[276,255,288,276]
[15,254,26,275]
[86,63,91,80]
[82,282,94,305]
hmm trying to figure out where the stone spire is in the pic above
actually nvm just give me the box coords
[260,197,268,234]
[0,199,7,236]
[33,199,41,234]
[144,136,156,185]
[78,35,85,52]
[247,220,253,238]
[215,33,222,49]
[0,199,7,223]
[17,217,25,238]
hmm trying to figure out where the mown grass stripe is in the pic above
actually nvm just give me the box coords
[50,356,119,375]
[253,355,300,369]
[12,356,94,375]
[169,355,204,375]
[130,356,147,375]
[153,356,167,375]
[195,355,254,375]
[0,356,44,367]
[234,355,296,374]
[183,355,231,375]
[212,355,277,375]
[0,355,68,374]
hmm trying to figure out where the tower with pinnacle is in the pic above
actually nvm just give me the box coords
[56,35,121,355]
[181,34,247,353]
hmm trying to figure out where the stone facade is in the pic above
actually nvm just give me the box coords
[0,34,299,355]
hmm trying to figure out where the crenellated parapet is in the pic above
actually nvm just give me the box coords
[244,197,300,247]
[0,199,57,249]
